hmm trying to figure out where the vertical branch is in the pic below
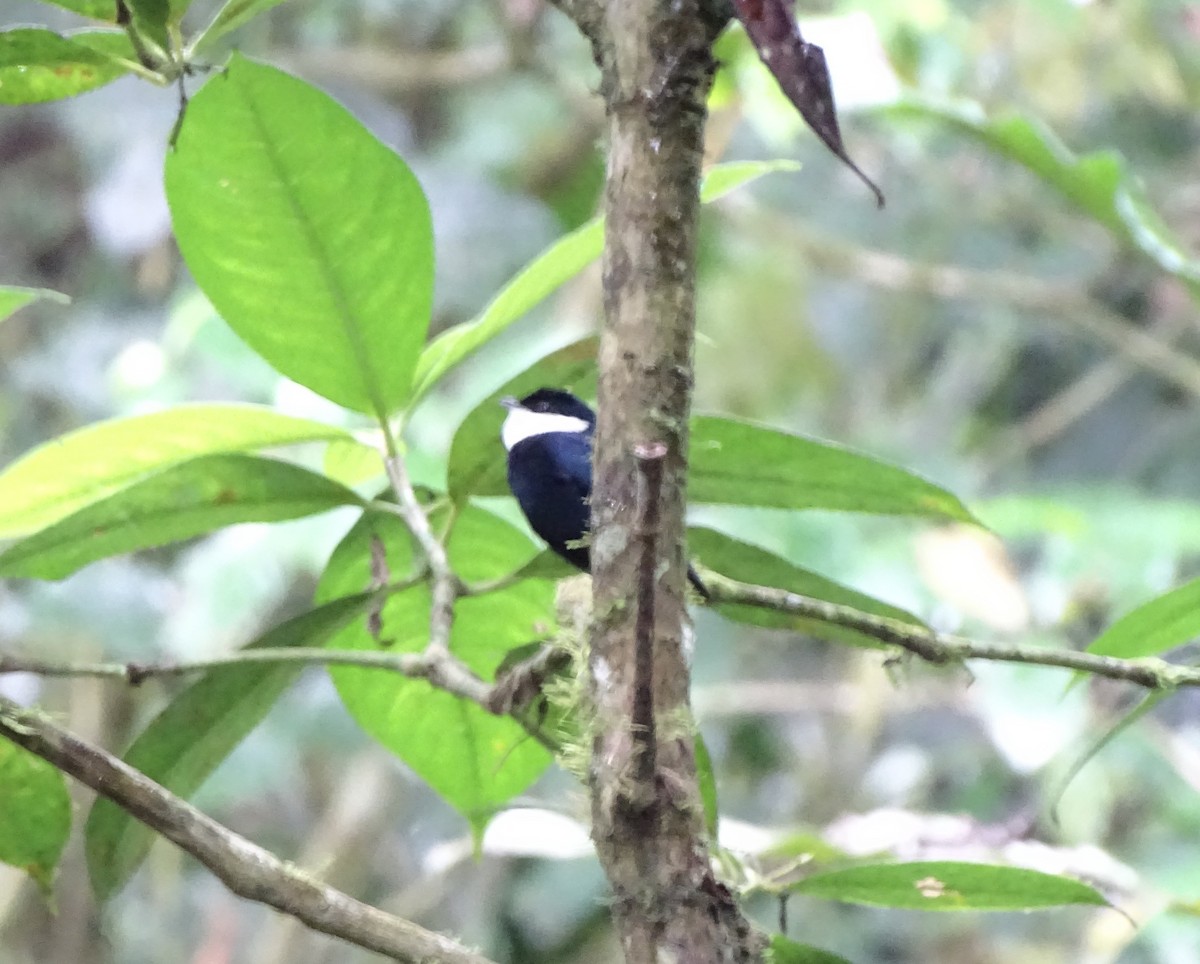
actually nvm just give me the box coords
[630,441,667,793]
[569,0,762,961]
[384,454,460,653]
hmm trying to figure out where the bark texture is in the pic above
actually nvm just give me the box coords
[559,0,763,960]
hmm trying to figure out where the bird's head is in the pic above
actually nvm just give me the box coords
[500,388,595,451]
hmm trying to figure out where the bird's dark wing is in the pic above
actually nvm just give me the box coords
[506,432,593,570]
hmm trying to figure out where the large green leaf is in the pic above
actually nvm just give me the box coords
[791,861,1107,911]
[688,527,925,646]
[768,935,855,964]
[446,337,598,502]
[408,160,801,407]
[1086,577,1200,660]
[0,285,69,323]
[890,98,1200,289]
[0,454,364,580]
[0,740,71,894]
[192,0,291,52]
[85,593,373,900]
[0,404,350,539]
[166,55,434,418]
[0,29,132,104]
[690,416,975,522]
[317,504,554,832]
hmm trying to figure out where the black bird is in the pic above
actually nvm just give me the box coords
[501,388,709,600]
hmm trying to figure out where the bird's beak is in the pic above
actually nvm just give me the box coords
[499,395,522,411]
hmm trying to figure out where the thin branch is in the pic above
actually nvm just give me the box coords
[0,648,490,702]
[384,455,460,655]
[0,633,567,751]
[631,441,667,792]
[0,697,496,964]
[707,575,1196,690]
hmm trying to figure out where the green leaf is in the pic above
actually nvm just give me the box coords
[123,0,171,51]
[446,337,598,502]
[0,740,71,894]
[503,548,576,582]
[317,504,554,831]
[85,593,373,899]
[0,404,350,539]
[193,0,291,52]
[1086,576,1200,660]
[166,56,434,418]
[65,28,141,65]
[889,98,1200,289]
[322,437,385,487]
[0,454,364,580]
[699,159,801,200]
[791,861,1107,912]
[0,28,131,104]
[0,285,69,323]
[691,416,975,522]
[689,527,926,646]
[768,935,856,964]
[409,160,800,407]
[32,1,119,21]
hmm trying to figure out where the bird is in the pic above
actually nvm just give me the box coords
[500,388,709,600]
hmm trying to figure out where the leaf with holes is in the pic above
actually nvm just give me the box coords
[791,861,1107,911]
[0,28,133,103]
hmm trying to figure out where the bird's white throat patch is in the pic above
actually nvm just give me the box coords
[502,408,590,451]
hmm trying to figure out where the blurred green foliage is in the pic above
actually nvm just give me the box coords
[1,1,1199,963]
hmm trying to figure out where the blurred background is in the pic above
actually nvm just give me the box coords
[3,0,1200,961]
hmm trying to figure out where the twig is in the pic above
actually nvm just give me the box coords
[384,455,460,654]
[707,575,1196,690]
[0,697,496,964]
[0,648,491,702]
[631,441,667,790]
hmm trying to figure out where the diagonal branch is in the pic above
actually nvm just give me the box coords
[0,696,496,964]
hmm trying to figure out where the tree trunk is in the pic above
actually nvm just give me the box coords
[561,0,765,960]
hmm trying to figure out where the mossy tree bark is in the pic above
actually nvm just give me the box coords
[549,1,763,961]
